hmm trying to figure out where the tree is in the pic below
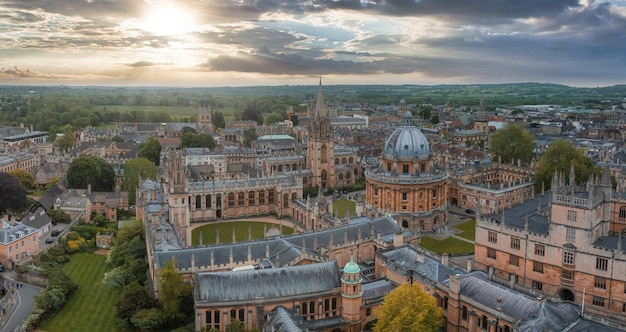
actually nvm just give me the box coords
[374,283,442,332]
[180,131,217,149]
[159,257,183,320]
[243,128,258,148]
[47,209,71,224]
[419,105,432,120]
[67,155,115,192]
[242,108,260,124]
[123,157,158,205]
[116,281,157,328]
[139,137,162,166]
[9,169,35,189]
[430,115,440,125]
[0,172,28,214]
[489,123,535,166]
[213,111,225,128]
[265,113,283,125]
[534,139,601,190]
[55,125,76,152]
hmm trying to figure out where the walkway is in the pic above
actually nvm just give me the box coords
[0,272,42,332]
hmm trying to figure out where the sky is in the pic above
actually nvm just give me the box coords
[1,0,625,87]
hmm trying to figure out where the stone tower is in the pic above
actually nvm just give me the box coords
[197,104,214,134]
[307,78,335,188]
[341,253,363,330]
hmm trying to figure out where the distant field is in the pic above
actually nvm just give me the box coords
[419,236,474,255]
[40,253,123,332]
[103,105,240,117]
[192,220,294,246]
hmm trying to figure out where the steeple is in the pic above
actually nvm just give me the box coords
[315,77,325,117]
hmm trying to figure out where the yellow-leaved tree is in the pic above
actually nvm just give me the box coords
[374,283,442,332]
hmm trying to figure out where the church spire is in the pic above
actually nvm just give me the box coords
[315,77,325,117]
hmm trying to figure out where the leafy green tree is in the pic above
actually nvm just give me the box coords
[159,257,183,320]
[419,105,432,120]
[131,308,165,331]
[105,220,147,288]
[111,135,124,142]
[116,281,157,328]
[67,156,115,192]
[47,209,71,224]
[374,283,442,332]
[139,137,162,166]
[265,113,283,125]
[213,111,225,128]
[243,128,258,148]
[534,139,601,190]
[180,132,217,149]
[9,169,35,189]
[123,157,158,205]
[55,125,76,152]
[430,115,440,125]
[0,172,28,214]
[242,108,260,124]
[489,123,535,165]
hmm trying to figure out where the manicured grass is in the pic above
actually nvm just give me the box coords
[332,198,356,218]
[192,221,294,246]
[420,236,475,255]
[40,253,122,332]
[453,219,476,241]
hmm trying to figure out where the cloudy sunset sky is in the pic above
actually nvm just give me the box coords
[1,0,625,87]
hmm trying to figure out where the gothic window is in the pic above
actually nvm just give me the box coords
[595,276,607,289]
[533,261,544,273]
[566,227,576,242]
[248,191,255,205]
[342,158,347,164]
[592,296,605,307]
[534,244,545,256]
[349,157,354,163]
[206,194,212,208]
[268,190,275,204]
[620,206,626,219]
[596,258,608,271]
[228,193,235,208]
[487,248,496,259]
[283,194,289,208]
[238,192,245,206]
[346,172,351,179]
[532,280,543,291]
[321,144,328,162]
[195,195,202,209]
[510,254,519,266]
[488,231,497,243]
[510,237,520,250]
[567,210,577,222]
[563,250,575,265]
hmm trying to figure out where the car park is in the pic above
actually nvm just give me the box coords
[51,229,61,237]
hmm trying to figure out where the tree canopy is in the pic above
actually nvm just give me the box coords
[139,136,162,166]
[0,172,29,214]
[180,131,217,149]
[374,283,442,332]
[534,139,601,190]
[9,169,35,189]
[66,155,115,192]
[489,123,535,166]
[243,128,258,148]
[123,157,158,205]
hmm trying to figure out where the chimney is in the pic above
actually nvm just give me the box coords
[416,250,424,263]
[510,274,516,289]
[466,258,472,272]
[496,297,502,311]
[441,253,449,266]
[393,230,404,247]
[449,274,461,295]
[488,265,494,280]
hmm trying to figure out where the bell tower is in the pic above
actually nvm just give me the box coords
[307,78,335,189]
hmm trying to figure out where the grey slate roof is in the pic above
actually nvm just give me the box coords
[264,306,303,332]
[194,261,342,303]
[484,192,552,235]
[362,279,395,301]
[566,318,625,332]
[453,271,580,332]
[22,208,53,230]
[381,246,465,283]
[155,216,402,271]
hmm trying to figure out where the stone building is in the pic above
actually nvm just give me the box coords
[474,166,626,328]
[365,111,448,232]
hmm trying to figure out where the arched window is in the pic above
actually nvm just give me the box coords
[338,173,343,180]
[349,157,354,163]
[620,206,626,219]
[321,144,328,162]
[248,191,255,205]
[341,158,347,164]
[228,193,235,207]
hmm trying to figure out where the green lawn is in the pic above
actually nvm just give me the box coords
[192,221,294,246]
[420,236,474,255]
[453,219,476,241]
[40,253,122,332]
[332,198,356,218]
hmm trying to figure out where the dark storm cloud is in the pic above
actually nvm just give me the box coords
[199,26,304,49]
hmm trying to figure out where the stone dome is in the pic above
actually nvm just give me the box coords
[383,112,430,160]
[343,260,360,274]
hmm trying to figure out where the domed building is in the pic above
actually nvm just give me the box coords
[365,111,448,231]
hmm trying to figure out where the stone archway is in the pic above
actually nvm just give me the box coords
[558,288,575,302]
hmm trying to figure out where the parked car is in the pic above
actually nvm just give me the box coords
[45,238,56,244]
[51,230,61,237]
[0,263,5,272]
[465,209,475,214]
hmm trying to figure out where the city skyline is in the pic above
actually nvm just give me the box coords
[1,0,625,87]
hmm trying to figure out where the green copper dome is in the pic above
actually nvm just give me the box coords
[343,260,360,274]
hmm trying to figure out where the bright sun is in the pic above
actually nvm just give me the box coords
[141,2,197,36]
